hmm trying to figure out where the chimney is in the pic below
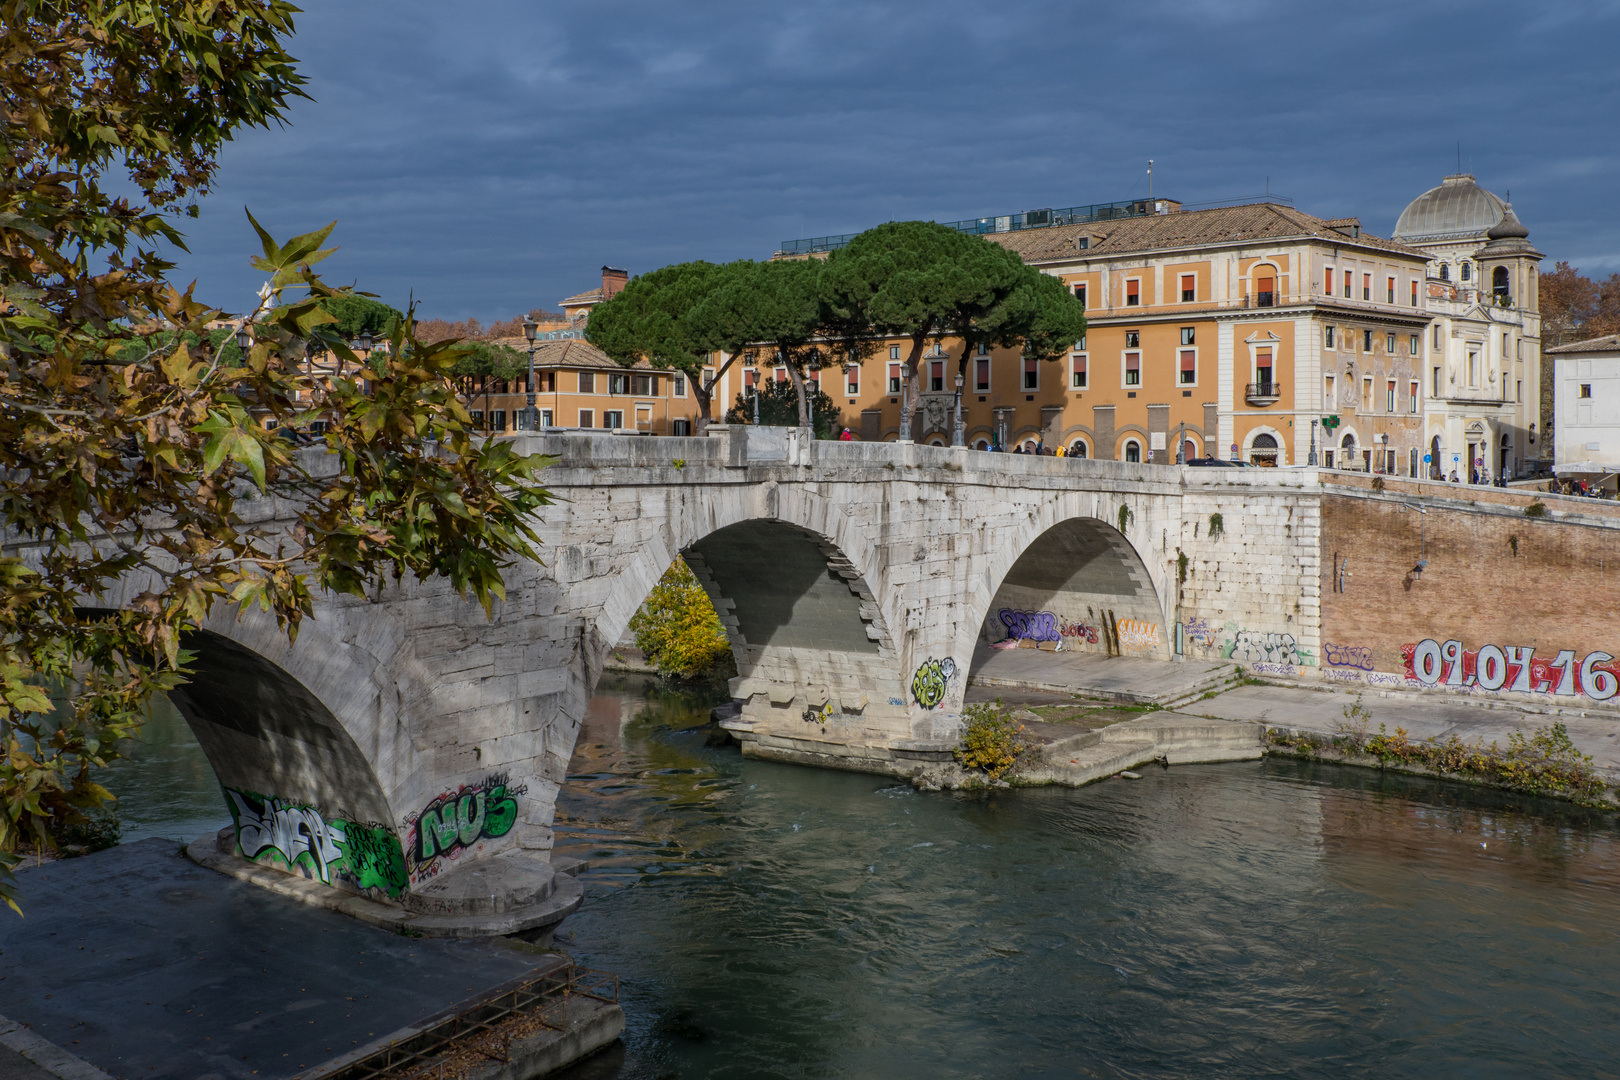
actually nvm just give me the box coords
[602,266,629,299]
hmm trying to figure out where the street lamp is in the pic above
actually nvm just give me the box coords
[521,317,540,431]
[234,323,252,353]
[1175,421,1187,464]
[745,352,759,425]
[1308,419,1318,466]
[898,362,914,442]
[952,371,965,446]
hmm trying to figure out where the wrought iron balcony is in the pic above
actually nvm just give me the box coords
[1245,381,1282,405]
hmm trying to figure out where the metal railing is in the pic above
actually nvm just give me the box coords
[1245,381,1282,403]
[779,194,1296,254]
[309,962,619,1080]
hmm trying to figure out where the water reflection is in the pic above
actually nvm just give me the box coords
[101,693,224,845]
[553,675,1620,1080]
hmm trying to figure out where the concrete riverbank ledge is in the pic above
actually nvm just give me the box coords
[187,827,584,940]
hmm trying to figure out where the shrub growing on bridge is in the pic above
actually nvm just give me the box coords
[954,700,1028,781]
[629,559,735,681]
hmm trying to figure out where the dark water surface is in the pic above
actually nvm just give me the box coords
[551,676,1620,1080]
[99,678,1620,1078]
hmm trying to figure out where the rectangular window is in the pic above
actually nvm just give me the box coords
[1325,326,1336,349]
[1410,381,1419,413]
[578,371,595,394]
[1344,273,1352,299]
[1123,352,1140,386]
[846,366,859,396]
[1433,366,1442,397]
[1363,329,1373,353]
[1325,374,1335,403]
[1256,272,1275,306]
[1181,274,1196,302]
[1179,349,1196,385]
[1386,332,1397,353]
[1363,377,1372,409]
[1433,324,1442,347]
[774,366,788,384]
[1325,268,1334,295]
[673,375,686,397]
[1363,273,1371,301]
[1125,278,1141,306]
[1580,383,1593,398]
[1125,330,1140,348]
[977,342,990,356]
[1073,283,1087,307]
[1070,354,1087,389]
[976,357,991,391]
[1469,350,1479,387]
[609,373,629,394]
[744,368,757,389]
[1503,332,1510,356]
[672,419,691,436]
[929,361,944,392]
[1256,348,1273,388]
[1410,280,1419,306]
[539,408,553,428]
[1516,379,1522,403]
[603,409,623,429]
[1180,327,1195,346]
[491,410,506,432]
[1023,357,1039,390]
[1387,380,1396,412]
[889,345,901,360]
[1409,334,1419,356]
[631,374,653,395]
[887,363,901,393]
[578,409,594,428]
[1387,276,1396,303]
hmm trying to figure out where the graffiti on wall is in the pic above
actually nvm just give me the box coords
[223,788,408,898]
[1322,642,1374,670]
[406,775,524,879]
[1116,619,1162,652]
[1227,630,1297,665]
[911,657,958,709]
[997,609,1100,646]
[1183,618,1215,648]
[1402,639,1620,700]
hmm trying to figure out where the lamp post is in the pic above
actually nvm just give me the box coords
[746,352,759,425]
[1175,421,1187,464]
[898,362,914,442]
[521,317,539,431]
[952,371,965,447]
[807,352,822,434]
[1309,419,1318,466]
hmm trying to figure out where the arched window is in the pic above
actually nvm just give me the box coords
[1069,440,1089,459]
[974,438,990,451]
[1430,435,1443,479]
[1340,432,1356,469]
[1493,266,1510,302]
[1249,432,1279,467]
[1123,440,1141,463]
[1460,261,1471,282]
[1439,263,1450,282]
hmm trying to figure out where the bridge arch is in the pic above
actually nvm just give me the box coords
[960,496,1172,688]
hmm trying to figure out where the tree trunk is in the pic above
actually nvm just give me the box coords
[786,360,811,432]
[902,331,928,440]
[694,353,740,436]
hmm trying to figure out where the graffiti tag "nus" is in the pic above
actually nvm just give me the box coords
[1403,639,1620,700]
[409,776,522,871]
[911,657,957,709]
[1230,630,1296,665]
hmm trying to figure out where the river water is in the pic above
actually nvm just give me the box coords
[105,677,1620,1079]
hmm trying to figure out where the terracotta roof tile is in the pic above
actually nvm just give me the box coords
[1546,334,1620,354]
[489,336,660,370]
[984,202,1427,263]
[560,288,605,306]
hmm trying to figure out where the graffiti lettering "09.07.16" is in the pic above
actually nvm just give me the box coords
[1404,639,1620,700]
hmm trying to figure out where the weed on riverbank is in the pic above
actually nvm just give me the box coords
[1268,694,1611,807]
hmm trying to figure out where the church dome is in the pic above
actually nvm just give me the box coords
[1392,174,1507,243]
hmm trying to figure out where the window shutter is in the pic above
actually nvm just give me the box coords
[1126,352,1140,372]
[1180,349,1195,373]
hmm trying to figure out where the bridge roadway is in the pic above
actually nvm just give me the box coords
[72,427,1615,933]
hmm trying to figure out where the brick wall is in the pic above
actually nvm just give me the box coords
[1320,490,1620,702]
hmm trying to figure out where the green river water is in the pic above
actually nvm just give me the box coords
[103,677,1620,1079]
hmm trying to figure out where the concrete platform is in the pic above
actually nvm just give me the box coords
[0,840,570,1079]
[1191,683,1620,782]
[968,643,1238,708]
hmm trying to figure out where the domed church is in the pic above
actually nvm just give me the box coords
[1393,175,1543,480]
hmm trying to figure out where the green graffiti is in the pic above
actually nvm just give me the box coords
[910,657,956,709]
[222,787,408,898]
[413,780,521,866]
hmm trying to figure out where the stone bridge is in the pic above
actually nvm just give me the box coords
[83,428,1620,930]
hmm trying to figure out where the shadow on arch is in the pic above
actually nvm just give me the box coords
[973,516,1169,667]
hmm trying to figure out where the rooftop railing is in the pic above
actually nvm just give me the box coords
[778,193,1294,255]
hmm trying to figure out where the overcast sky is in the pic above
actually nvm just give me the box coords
[169,0,1620,321]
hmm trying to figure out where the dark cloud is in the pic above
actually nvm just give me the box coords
[170,0,1620,320]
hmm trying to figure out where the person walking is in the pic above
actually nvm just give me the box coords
[838,427,853,442]
[1055,444,1067,458]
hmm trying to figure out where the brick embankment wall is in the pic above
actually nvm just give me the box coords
[1318,488,1620,708]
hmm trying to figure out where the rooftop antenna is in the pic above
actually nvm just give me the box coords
[1147,159,1154,199]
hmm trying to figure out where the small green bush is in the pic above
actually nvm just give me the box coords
[630,557,736,681]
[953,700,1027,780]
[1523,500,1547,518]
